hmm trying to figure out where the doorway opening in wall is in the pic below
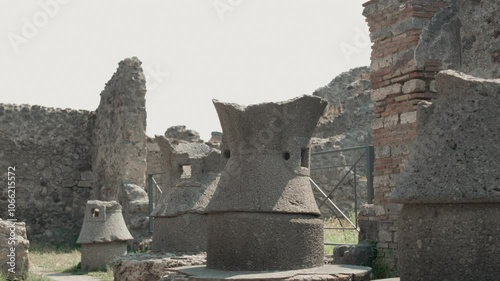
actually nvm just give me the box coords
[309,145,374,256]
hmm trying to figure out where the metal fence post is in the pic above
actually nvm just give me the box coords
[366,145,375,204]
[148,174,153,233]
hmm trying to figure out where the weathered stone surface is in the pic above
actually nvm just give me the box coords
[398,203,500,281]
[152,137,222,217]
[206,131,222,149]
[0,219,29,280]
[393,70,500,203]
[415,3,462,70]
[0,104,94,243]
[152,137,222,252]
[77,200,133,244]
[458,0,500,79]
[206,96,327,215]
[313,66,372,141]
[415,0,500,79]
[207,213,324,271]
[113,252,206,281]
[161,264,371,281]
[206,96,326,271]
[165,125,203,143]
[333,244,375,267]
[91,57,149,240]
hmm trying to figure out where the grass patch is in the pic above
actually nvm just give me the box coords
[28,243,114,281]
[30,243,81,274]
[323,217,358,255]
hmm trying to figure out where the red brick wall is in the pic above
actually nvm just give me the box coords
[362,0,449,268]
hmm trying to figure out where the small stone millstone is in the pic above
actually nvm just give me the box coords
[77,200,133,271]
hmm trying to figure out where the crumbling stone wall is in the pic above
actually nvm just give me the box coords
[0,57,150,244]
[362,0,500,268]
[92,57,149,240]
[0,104,94,243]
[362,0,449,267]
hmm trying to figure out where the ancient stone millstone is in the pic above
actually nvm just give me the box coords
[392,70,500,281]
[204,95,327,271]
[77,200,133,271]
[151,137,223,252]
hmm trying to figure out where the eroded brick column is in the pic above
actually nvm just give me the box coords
[362,0,449,267]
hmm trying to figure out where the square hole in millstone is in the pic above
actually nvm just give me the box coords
[180,165,192,179]
[301,148,310,168]
[91,208,100,217]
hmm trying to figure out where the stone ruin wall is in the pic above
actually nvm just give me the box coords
[0,104,94,243]
[362,0,500,268]
[91,58,149,240]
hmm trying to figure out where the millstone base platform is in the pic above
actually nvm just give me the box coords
[160,265,371,281]
[208,212,324,271]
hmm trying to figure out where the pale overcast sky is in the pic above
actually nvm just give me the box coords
[0,0,371,140]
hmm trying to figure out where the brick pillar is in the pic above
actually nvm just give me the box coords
[362,0,449,267]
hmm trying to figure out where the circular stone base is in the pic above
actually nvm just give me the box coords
[207,212,324,271]
[160,265,371,281]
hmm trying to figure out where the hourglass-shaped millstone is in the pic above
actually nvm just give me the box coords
[205,95,328,271]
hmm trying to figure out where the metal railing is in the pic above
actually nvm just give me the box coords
[310,145,374,246]
[147,172,166,233]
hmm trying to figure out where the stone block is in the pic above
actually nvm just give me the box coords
[113,252,206,281]
[402,79,426,94]
[371,84,402,101]
[378,230,393,243]
[383,115,399,127]
[399,111,417,124]
[430,80,437,92]
[77,180,92,188]
[80,170,93,181]
[398,204,500,281]
[393,70,500,204]
[371,118,384,130]
[375,146,391,159]
[333,244,375,267]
